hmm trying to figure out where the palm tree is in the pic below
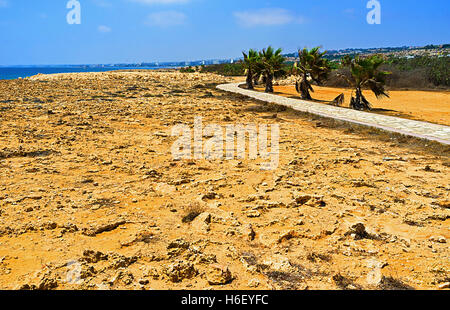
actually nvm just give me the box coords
[253,69,262,86]
[242,49,260,90]
[293,47,331,100]
[339,54,391,110]
[259,46,286,93]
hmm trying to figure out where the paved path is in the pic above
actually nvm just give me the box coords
[217,83,450,145]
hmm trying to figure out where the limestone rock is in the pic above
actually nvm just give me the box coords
[191,212,211,232]
[206,265,233,285]
[163,261,198,283]
[345,223,369,240]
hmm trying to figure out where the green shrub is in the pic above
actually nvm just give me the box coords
[200,62,245,76]
[180,66,196,73]
[324,55,449,89]
[386,56,449,87]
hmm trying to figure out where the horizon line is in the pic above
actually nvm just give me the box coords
[1,43,448,67]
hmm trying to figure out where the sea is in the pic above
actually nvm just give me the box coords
[0,65,174,80]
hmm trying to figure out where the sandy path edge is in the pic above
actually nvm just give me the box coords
[217,83,450,145]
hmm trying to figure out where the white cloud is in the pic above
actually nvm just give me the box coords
[145,11,186,27]
[98,25,112,33]
[129,0,190,5]
[233,8,305,27]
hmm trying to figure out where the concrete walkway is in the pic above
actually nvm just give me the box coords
[217,83,450,145]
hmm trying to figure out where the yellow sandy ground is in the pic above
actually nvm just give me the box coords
[0,72,448,290]
[257,85,450,126]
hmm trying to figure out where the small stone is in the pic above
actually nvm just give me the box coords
[245,210,260,218]
[248,279,260,288]
[278,230,300,243]
[43,222,57,230]
[163,261,197,283]
[206,265,233,285]
[82,250,108,263]
[37,276,58,290]
[292,194,311,206]
[167,239,190,257]
[345,223,369,240]
[307,195,326,207]
[436,200,450,209]
[201,192,217,200]
[262,255,294,273]
[429,236,447,243]
[191,212,211,232]
[438,282,450,289]
[138,279,149,285]
[243,224,256,241]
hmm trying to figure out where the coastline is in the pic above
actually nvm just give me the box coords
[0,66,179,80]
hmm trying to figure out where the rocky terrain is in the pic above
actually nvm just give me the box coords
[0,71,448,290]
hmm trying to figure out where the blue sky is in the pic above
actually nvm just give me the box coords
[0,0,448,65]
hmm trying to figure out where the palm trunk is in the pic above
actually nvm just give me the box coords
[355,88,362,110]
[352,87,371,111]
[265,73,273,93]
[246,70,254,90]
[302,74,312,100]
[297,74,312,100]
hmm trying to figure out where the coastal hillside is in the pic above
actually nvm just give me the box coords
[0,71,448,290]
